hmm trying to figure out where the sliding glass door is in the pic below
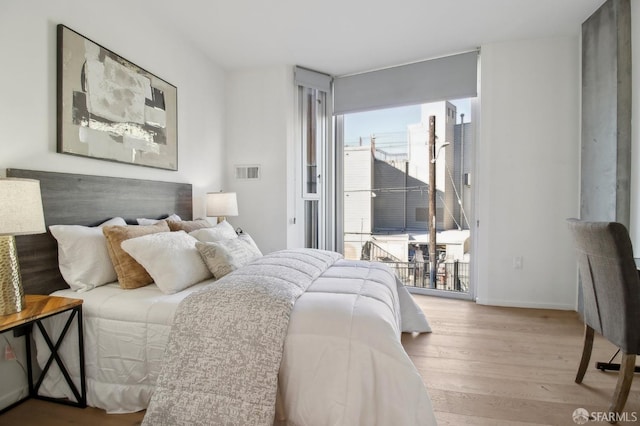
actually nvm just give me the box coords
[292,52,478,299]
[338,99,475,298]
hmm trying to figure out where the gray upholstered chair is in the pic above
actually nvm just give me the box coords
[567,219,640,421]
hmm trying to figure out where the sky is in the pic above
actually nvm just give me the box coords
[343,98,472,146]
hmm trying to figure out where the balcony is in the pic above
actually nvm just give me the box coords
[361,240,469,293]
[388,260,469,292]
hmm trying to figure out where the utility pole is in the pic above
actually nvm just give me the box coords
[428,115,437,289]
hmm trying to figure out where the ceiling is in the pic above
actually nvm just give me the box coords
[144,0,605,76]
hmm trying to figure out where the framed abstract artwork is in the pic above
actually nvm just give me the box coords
[57,24,178,170]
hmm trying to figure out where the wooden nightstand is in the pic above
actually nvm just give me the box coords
[0,295,86,412]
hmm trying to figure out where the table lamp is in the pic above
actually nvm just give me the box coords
[206,192,238,223]
[0,178,46,316]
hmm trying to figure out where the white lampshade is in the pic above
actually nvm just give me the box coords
[0,178,46,236]
[206,192,238,218]
[0,178,45,316]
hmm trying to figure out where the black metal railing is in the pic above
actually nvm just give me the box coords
[379,260,469,293]
[360,241,469,293]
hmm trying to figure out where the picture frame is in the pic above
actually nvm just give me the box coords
[57,24,178,170]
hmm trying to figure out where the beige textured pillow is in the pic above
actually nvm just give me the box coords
[102,221,170,289]
[196,238,262,279]
[167,219,212,232]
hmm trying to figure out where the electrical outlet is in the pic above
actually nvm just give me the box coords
[513,256,523,270]
[5,344,16,361]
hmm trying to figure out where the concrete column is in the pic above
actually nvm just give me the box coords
[581,0,631,227]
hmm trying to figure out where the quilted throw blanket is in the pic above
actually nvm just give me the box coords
[142,249,342,426]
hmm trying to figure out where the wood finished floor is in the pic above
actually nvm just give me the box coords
[1,294,639,425]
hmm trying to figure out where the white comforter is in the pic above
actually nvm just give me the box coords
[35,258,435,424]
[281,259,434,425]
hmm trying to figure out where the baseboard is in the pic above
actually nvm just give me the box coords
[474,297,575,311]
[0,385,28,412]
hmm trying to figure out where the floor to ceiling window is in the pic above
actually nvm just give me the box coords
[294,67,335,251]
[341,99,474,297]
[333,51,478,299]
[301,86,323,248]
[293,52,478,299]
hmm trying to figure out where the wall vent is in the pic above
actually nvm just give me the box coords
[235,165,261,180]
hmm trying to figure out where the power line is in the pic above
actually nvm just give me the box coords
[443,162,471,229]
[345,184,467,230]
[345,185,428,193]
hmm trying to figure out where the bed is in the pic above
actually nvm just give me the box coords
[9,168,436,425]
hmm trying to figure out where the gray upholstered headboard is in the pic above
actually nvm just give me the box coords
[7,169,193,295]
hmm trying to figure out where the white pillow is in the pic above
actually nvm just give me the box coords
[49,217,127,292]
[121,231,212,294]
[238,233,262,256]
[196,237,262,279]
[137,213,181,225]
[189,220,237,242]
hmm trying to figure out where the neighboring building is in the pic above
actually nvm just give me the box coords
[407,102,457,230]
[343,145,374,260]
[453,116,473,229]
[343,101,472,265]
[372,155,446,232]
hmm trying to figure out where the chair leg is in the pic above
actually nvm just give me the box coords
[608,352,636,423]
[576,325,594,384]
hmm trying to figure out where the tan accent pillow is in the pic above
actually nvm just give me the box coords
[102,221,170,289]
[167,219,212,233]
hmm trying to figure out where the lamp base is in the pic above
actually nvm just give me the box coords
[217,217,226,224]
[0,236,25,316]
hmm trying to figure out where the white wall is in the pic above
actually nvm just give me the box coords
[224,66,295,253]
[475,36,580,309]
[0,1,226,216]
[0,0,226,411]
